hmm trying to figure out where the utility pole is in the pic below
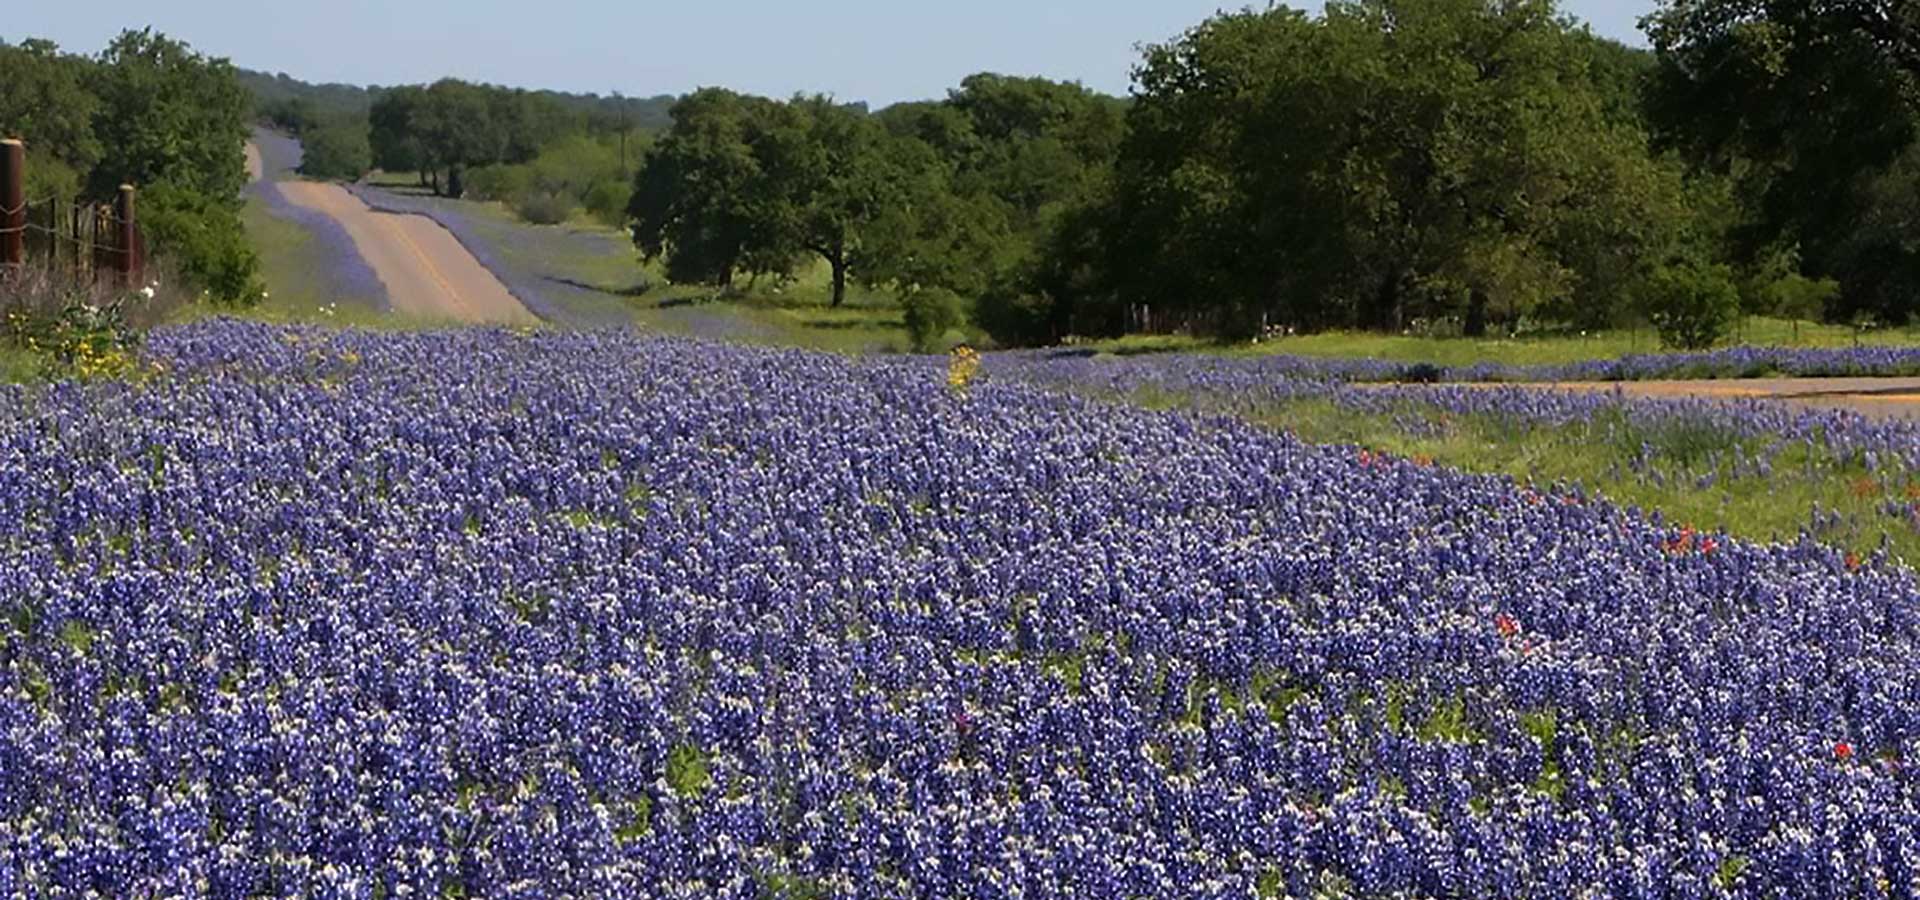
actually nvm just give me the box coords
[613,90,630,179]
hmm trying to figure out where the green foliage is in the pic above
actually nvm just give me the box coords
[1645,260,1742,349]
[368,85,428,174]
[666,743,711,798]
[2,281,149,380]
[1096,1,1690,341]
[367,79,577,197]
[902,288,965,352]
[0,31,259,305]
[513,193,572,226]
[613,795,652,843]
[141,182,263,305]
[481,134,634,226]
[298,118,372,180]
[1647,0,1920,322]
[628,88,795,288]
[758,873,830,900]
[87,29,251,202]
[582,181,632,228]
[463,163,532,203]
[0,38,103,178]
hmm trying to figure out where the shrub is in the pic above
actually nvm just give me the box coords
[513,192,573,226]
[903,288,966,353]
[972,285,1055,347]
[298,120,372,180]
[465,164,531,203]
[139,182,263,305]
[1644,261,1741,350]
[583,181,631,228]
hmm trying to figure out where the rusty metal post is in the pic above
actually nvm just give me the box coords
[115,184,138,286]
[1,139,23,270]
[46,192,59,273]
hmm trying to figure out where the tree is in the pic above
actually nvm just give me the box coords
[298,118,372,180]
[87,29,250,202]
[760,96,915,307]
[1644,260,1742,349]
[629,89,787,288]
[416,79,500,198]
[1647,0,1920,319]
[0,39,102,202]
[1099,1,1687,340]
[878,74,1125,308]
[369,85,427,176]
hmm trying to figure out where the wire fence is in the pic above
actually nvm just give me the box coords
[0,194,144,285]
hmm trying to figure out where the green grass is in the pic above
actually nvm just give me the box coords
[0,346,39,383]
[1235,395,1918,563]
[1085,317,1920,368]
[239,195,384,317]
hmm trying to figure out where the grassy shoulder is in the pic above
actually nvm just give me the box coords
[1169,392,1919,563]
[1087,317,1920,369]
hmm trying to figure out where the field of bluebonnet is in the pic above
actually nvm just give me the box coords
[3,321,1919,897]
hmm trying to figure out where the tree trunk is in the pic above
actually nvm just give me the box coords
[829,254,848,308]
[429,170,441,195]
[1464,289,1489,338]
[447,165,465,200]
[1372,271,1404,331]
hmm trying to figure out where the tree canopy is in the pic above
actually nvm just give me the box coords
[0,30,260,303]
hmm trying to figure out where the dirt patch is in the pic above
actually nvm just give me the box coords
[276,181,536,325]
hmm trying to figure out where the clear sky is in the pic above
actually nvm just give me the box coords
[7,1,1658,106]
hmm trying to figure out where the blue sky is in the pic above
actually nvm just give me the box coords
[8,1,1657,105]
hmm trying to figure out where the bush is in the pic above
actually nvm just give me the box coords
[971,274,1060,347]
[903,288,966,353]
[1644,261,1741,350]
[140,182,263,305]
[513,192,574,226]
[298,120,372,180]
[583,181,631,228]
[465,164,531,203]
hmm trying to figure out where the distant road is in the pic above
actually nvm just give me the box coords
[1541,377,1920,419]
[244,140,536,326]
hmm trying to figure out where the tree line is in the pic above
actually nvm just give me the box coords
[0,30,260,302]
[626,0,1919,349]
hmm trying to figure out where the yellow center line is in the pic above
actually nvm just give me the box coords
[375,213,465,314]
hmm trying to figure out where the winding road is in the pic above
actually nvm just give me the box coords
[246,141,536,325]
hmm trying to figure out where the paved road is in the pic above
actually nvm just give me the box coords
[245,141,535,325]
[1527,378,1920,419]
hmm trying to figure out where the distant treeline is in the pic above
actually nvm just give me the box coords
[0,30,261,302]
[232,0,1920,350]
[627,0,1920,349]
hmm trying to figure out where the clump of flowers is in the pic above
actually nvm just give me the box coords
[4,283,149,381]
[947,344,982,390]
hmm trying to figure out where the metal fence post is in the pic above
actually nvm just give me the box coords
[1,139,24,270]
[115,184,138,286]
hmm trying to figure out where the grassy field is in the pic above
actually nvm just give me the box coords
[1139,390,1920,564]
[1088,317,1920,367]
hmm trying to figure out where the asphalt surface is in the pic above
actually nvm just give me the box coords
[246,140,536,325]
